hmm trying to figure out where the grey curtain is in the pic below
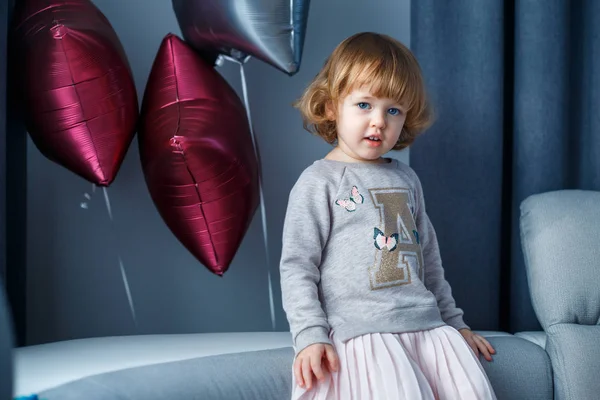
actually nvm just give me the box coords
[411,1,600,332]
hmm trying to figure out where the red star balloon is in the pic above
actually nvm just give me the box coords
[138,34,259,276]
[9,0,138,186]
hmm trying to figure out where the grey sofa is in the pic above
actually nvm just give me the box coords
[28,332,550,400]
[7,189,600,399]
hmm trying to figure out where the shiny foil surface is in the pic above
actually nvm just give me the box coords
[139,34,259,276]
[10,0,138,186]
[172,0,311,75]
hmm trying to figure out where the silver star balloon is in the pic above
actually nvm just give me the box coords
[172,0,312,76]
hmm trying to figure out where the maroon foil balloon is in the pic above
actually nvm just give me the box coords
[139,34,259,276]
[9,0,138,186]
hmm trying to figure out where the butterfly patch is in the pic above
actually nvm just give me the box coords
[335,186,364,212]
[374,228,399,251]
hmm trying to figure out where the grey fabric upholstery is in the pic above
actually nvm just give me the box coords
[515,331,547,349]
[39,334,552,400]
[545,324,600,400]
[520,190,600,400]
[40,347,295,400]
[481,336,552,400]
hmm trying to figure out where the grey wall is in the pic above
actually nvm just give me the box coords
[26,0,410,345]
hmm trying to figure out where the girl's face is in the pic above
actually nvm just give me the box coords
[328,87,407,163]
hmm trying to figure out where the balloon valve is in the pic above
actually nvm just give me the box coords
[50,21,67,38]
[170,137,184,154]
[231,49,243,59]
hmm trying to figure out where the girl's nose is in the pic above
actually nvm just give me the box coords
[370,111,386,129]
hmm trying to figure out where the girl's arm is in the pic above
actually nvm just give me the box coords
[280,171,333,354]
[413,173,470,331]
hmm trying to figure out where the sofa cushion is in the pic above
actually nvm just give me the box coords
[13,330,509,396]
[36,335,552,400]
[13,332,293,396]
[39,347,295,400]
[476,330,514,337]
[515,331,547,349]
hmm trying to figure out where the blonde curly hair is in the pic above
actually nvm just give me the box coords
[294,32,434,150]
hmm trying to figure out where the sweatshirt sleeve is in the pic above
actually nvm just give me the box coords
[280,170,333,354]
[413,172,470,332]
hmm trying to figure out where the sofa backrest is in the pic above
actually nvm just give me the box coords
[520,190,600,330]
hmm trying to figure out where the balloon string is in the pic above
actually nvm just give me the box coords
[102,187,138,330]
[237,62,277,332]
[290,0,295,48]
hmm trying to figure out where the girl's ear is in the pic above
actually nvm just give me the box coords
[325,100,336,121]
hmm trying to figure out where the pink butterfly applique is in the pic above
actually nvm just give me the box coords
[335,186,364,212]
[373,228,399,251]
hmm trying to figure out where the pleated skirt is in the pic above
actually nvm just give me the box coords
[291,325,497,400]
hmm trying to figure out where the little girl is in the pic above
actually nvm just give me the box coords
[279,32,497,399]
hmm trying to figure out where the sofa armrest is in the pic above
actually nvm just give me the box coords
[482,336,553,400]
[545,324,600,400]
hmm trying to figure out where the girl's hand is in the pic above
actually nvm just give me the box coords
[294,343,339,390]
[459,328,496,362]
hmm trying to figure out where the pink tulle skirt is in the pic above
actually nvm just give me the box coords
[291,325,497,400]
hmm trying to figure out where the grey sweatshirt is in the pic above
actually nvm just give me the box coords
[280,158,469,354]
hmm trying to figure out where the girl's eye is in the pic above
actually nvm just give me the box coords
[388,108,401,116]
[357,102,371,110]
